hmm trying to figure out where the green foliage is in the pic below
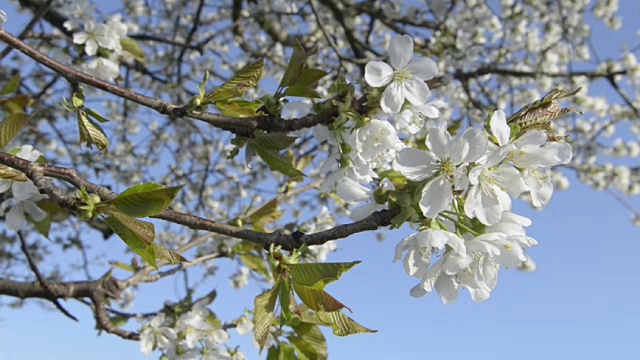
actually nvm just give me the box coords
[119,37,145,63]
[244,132,304,178]
[62,88,110,152]
[75,182,184,269]
[277,41,328,100]
[104,211,157,269]
[152,243,188,264]
[0,112,30,150]
[506,87,582,139]
[204,59,265,103]
[315,310,376,337]
[254,283,281,352]
[0,73,21,95]
[101,182,184,218]
[288,321,328,360]
[252,247,372,354]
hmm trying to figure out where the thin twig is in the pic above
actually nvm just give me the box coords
[17,231,79,322]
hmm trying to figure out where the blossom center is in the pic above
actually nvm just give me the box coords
[394,69,412,82]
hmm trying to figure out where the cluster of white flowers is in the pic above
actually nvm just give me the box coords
[139,301,245,360]
[0,145,47,231]
[317,35,572,303]
[61,0,129,81]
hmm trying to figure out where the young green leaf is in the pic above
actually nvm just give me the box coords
[292,283,349,313]
[254,284,281,353]
[255,133,297,151]
[0,73,20,95]
[214,99,267,118]
[152,243,188,265]
[315,310,376,336]
[240,252,269,277]
[291,69,328,88]
[288,322,328,360]
[290,262,360,289]
[0,112,30,150]
[85,107,111,123]
[120,37,145,64]
[204,59,264,103]
[283,86,322,99]
[104,183,183,218]
[279,277,300,325]
[280,41,314,89]
[0,94,30,114]
[77,110,109,152]
[104,211,157,269]
[255,145,305,178]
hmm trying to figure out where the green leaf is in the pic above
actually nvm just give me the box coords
[215,99,267,118]
[247,198,284,232]
[255,145,305,178]
[104,212,157,269]
[29,213,51,238]
[85,107,110,123]
[280,41,314,89]
[255,133,297,151]
[0,73,20,95]
[290,262,360,289]
[0,94,29,114]
[277,343,297,360]
[152,243,188,264]
[288,322,328,360]
[316,310,376,336]
[120,37,145,63]
[279,277,300,325]
[292,69,328,87]
[254,284,280,353]
[109,315,129,328]
[507,87,582,128]
[0,112,29,150]
[104,182,183,218]
[240,252,269,277]
[77,110,109,152]
[284,86,322,99]
[292,283,348,312]
[111,261,136,272]
[204,59,264,103]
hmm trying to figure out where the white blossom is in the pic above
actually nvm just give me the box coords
[365,35,438,113]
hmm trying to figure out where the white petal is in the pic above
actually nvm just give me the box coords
[426,123,450,159]
[405,57,438,80]
[461,128,489,163]
[388,34,413,70]
[364,61,393,87]
[435,274,459,305]
[12,181,39,201]
[396,148,435,181]
[403,78,431,106]
[490,110,510,146]
[419,176,453,218]
[23,201,46,222]
[6,204,25,231]
[380,81,405,113]
[336,177,371,203]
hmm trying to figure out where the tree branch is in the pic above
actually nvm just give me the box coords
[0,29,339,135]
[0,151,398,251]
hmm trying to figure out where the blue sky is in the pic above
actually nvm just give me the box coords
[1,1,640,360]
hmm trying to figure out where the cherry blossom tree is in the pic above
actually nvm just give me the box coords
[0,0,637,359]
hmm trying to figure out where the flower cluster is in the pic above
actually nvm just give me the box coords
[0,145,47,231]
[319,35,572,303]
[61,0,129,81]
[139,301,245,360]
